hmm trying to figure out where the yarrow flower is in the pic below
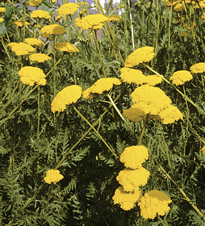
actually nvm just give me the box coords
[116,167,150,192]
[44,169,64,184]
[190,62,205,73]
[30,10,51,19]
[13,20,30,27]
[0,17,3,23]
[28,0,42,7]
[18,66,46,86]
[24,38,43,47]
[123,105,146,123]
[108,15,121,21]
[10,42,35,56]
[120,145,149,169]
[112,186,142,211]
[144,74,162,86]
[0,7,6,13]
[55,42,79,52]
[57,3,79,15]
[29,53,51,63]
[138,190,172,219]
[201,146,205,155]
[120,68,147,85]
[170,70,193,85]
[40,24,66,37]
[51,85,82,113]
[124,46,155,68]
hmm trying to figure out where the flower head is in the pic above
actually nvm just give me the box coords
[170,70,193,85]
[120,68,147,85]
[51,85,82,113]
[24,38,43,47]
[28,0,42,7]
[138,190,172,219]
[29,53,51,63]
[108,15,121,22]
[55,42,79,52]
[190,62,205,73]
[124,46,155,68]
[30,10,51,19]
[123,105,146,123]
[120,145,149,169]
[13,20,30,27]
[18,66,46,86]
[10,42,35,56]
[145,74,162,86]
[40,24,66,37]
[44,169,64,184]
[116,167,150,192]
[0,17,3,22]
[112,186,142,211]
[0,7,6,13]
[57,3,79,15]
[201,146,205,155]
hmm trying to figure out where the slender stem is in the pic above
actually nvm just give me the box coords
[37,86,40,139]
[127,0,135,50]
[138,115,148,145]
[0,35,11,61]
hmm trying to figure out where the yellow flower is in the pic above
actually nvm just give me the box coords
[108,15,121,22]
[120,68,147,85]
[7,42,18,49]
[123,105,145,123]
[40,24,66,37]
[138,190,172,219]
[10,42,35,56]
[158,105,183,124]
[170,70,193,85]
[0,17,3,22]
[178,32,187,37]
[194,1,205,8]
[201,146,205,155]
[51,85,82,113]
[13,20,30,27]
[28,0,42,7]
[190,62,205,73]
[18,66,46,86]
[131,85,172,115]
[24,38,43,47]
[174,3,184,11]
[144,74,162,86]
[44,169,64,184]
[112,186,142,211]
[75,17,91,30]
[57,3,79,15]
[120,145,149,169]
[55,15,62,21]
[116,167,150,192]
[82,87,97,99]
[93,23,104,30]
[54,42,79,52]
[29,53,51,63]
[30,10,51,19]
[0,7,6,13]
[124,46,155,68]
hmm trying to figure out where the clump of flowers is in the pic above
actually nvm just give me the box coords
[9,42,35,56]
[190,62,205,73]
[24,38,43,47]
[18,66,46,86]
[51,85,82,113]
[55,42,79,52]
[138,190,172,219]
[112,186,142,211]
[120,68,147,85]
[170,70,193,85]
[57,3,79,15]
[13,20,30,27]
[40,24,66,37]
[30,10,51,19]
[44,169,64,184]
[29,53,51,63]
[124,46,155,68]
[144,74,162,86]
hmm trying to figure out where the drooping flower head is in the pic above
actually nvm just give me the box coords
[30,10,51,19]
[29,53,51,63]
[190,62,205,73]
[138,190,172,219]
[170,70,193,85]
[120,68,147,85]
[57,3,79,15]
[44,169,64,184]
[10,42,35,56]
[24,38,43,47]
[40,24,66,37]
[51,85,82,113]
[124,46,155,68]
[18,66,46,86]
[55,42,79,52]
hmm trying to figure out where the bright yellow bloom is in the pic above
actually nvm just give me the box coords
[0,17,3,22]
[29,53,51,63]
[24,38,43,47]
[28,0,42,7]
[108,15,121,21]
[55,15,62,21]
[18,66,46,86]
[30,10,51,19]
[144,74,162,86]
[201,146,205,155]
[75,17,91,30]
[112,186,142,211]
[120,145,149,169]
[116,167,150,192]
[10,42,35,56]
[194,1,205,8]
[138,190,172,219]
[44,169,64,184]
[55,42,79,52]
[93,23,104,30]
[82,87,97,99]
[120,68,147,85]
[124,46,155,68]
[13,20,30,27]
[57,3,79,15]
[51,85,82,113]
[131,85,172,115]
[40,24,66,37]
[7,42,18,49]
[0,7,6,13]
[174,3,184,11]
[170,70,193,85]
[190,62,205,73]
[123,105,145,123]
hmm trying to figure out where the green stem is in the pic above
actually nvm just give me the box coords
[138,114,148,145]
[37,86,40,139]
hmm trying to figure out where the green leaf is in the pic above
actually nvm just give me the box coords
[0,23,6,36]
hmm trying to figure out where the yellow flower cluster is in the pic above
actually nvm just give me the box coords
[29,53,51,63]
[123,106,146,123]
[44,169,64,184]
[28,0,42,7]
[201,146,205,155]
[30,10,51,19]
[138,190,172,219]
[9,42,35,56]
[40,24,66,37]
[51,85,82,113]
[24,38,43,47]
[82,78,122,99]
[0,7,6,13]
[18,66,46,86]
[57,3,79,15]
[108,15,121,22]
[55,42,79,52]
[13,20,30,27]
[190,62,205,73]
[145,74,162,86]
[170,70,193,85]
[124,46,155,68]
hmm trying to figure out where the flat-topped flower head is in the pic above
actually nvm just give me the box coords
[123,105,146,123]
[7,42,18,49]
[18,66,46,86]
[13,20,30,27]
[31,10,51,19]
[55,42,79,52]
[120,68,147,85]
[10,42,35,56]
[138,190,172,219]
[44,169,64,184]
[190,62,205,73]
[29,53,51,63]
[131,85,172,115]
[40,24,66,37]
[51,85,82,113]
[24,38,43,47]
[124,46,155,68]
[144,74,163,86]
[57,3,79,15]
[170,70,193,85]
[108,15,121,21]
[0,7,6,13]
[28,0,42,7]
[120,145,149,169]
[75,17,91,30]
[116,167,150,192]
[112,186,142,211]
[201,146,205,155]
